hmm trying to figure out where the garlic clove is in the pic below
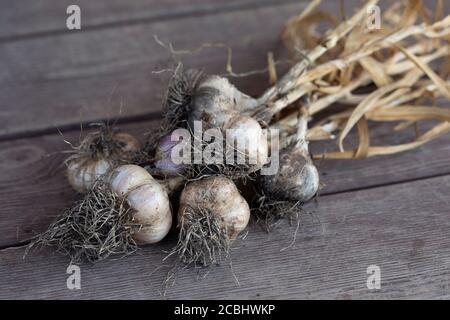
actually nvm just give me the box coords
[109,164,153,197]
[225,114,269,168]
[84,159,111,187]
[222,196,250,239]
[210,176,250,239]
[126,183,172,244]
[67,160,88,193]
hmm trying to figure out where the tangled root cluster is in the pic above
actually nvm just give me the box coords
[65,123,133,167]
[252,187,305,232]
[27,181,141,263]
[160,63,203,134]
[139,63,203,167]
[183,162,259,183]
[166,206,230,268]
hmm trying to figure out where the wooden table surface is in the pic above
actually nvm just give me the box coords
[1,0,450,299]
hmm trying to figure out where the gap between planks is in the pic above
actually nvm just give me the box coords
[0,111,162,143]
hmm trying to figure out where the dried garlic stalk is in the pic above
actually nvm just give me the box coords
[262,0,450,160]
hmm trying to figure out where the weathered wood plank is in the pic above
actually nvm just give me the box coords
[0,2,307,138]
[0,0,296,40]
[1,174,450,299]
[0,118,449,248]
[2,0,447,139]
[1,0,449,299]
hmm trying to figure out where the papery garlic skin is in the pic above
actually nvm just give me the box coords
[189,76,268,169]
[225,114,268,168]
[261,143,319,203]
[261,110,319,203]
[67,159,112,193]
[66,132,141,193]
[178,176,250,239]
[109,165,172,244]
[190,76,258,126]
[154,134,186,177]
[109,165,153,197]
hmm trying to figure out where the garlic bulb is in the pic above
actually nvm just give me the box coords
[153,134,186,177]
[66,131,141,193]
[171,175,250,266]
[189,75,268,169]
[261,114,319,202]
[67,159,111,194]
[109,165,172,244]
[178,175,250,240]
[261,143,319,202]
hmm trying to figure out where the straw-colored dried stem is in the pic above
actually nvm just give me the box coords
[258,0,380,105]
[265,0,450,160]
[263,14,450,117]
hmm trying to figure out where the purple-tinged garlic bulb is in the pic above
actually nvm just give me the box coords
[153,134,186,177]
[66,130,141,193]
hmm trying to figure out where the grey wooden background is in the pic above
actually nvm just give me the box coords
[0,0,450,299]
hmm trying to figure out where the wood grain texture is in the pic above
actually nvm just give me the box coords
[1,0,416,139]
[1,0,450,300]
[1,174,450,299]
[0,119,449,248]
[0,0,297,40]
[0,2,307,138]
